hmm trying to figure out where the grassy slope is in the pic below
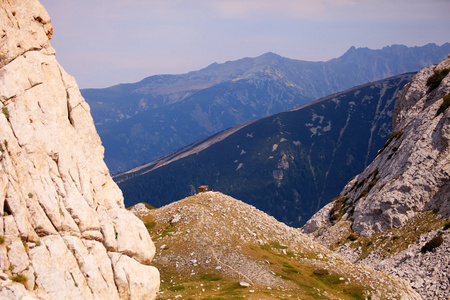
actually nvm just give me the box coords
[134,192,419,299]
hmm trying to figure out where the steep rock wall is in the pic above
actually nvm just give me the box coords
[0,0,159,298]
[303,57,450,299]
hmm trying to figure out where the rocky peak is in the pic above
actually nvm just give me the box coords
[349,57,450,235]
[0,0,159,298]
[303,57,450,299]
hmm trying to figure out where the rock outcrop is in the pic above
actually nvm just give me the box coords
[0,1,159,298]
[135,192,421,299]
[303,57,450,299]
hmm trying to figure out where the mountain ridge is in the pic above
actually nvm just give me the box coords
[83,43,450,173]
[116,72,415,228]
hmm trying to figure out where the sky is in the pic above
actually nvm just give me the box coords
[40,0,450,89]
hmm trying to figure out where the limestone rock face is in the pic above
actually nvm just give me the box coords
[303,57,450,299]
[0,1,159,299]
[346,57,450,235]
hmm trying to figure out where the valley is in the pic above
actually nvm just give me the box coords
[117,72,415,228]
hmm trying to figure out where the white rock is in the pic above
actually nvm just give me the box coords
[130,203,150,212]
[109,252,160,300]
[7,240,29,273]
[0,1,159,298]
[171,213,182,223]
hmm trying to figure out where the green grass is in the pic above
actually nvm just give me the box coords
[143,202,157,210]
[270,241,287,250]
[376,130,403,157]
[159,227,176,238]
[260,244,271,251]
[427,69,450,92]
[282,267,300,275]
[2,107,9,120]
[421,234,444,253]
[343,286,365,300]
[329,196,348,223]
[144,221,156,231]
[168,285,185,292]
[200,274,222,282]
[221,282,247,294]
[343,211,447,261]
[275,271,292,280]
[11,274,27,283]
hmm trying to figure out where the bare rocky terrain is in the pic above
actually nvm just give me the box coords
[0,1,159,298]
[303,57,450,299]
[134,192,421,299]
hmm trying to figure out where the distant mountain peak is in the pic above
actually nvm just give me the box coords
[259,51,282,59]
[83,43,450,173]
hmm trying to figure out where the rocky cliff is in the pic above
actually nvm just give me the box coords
[303,57,450,299]
[0,1,159,299]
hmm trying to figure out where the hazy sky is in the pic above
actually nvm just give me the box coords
[40,0,450,89]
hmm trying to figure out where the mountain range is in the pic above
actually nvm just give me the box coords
[82,43,450,173]
[2,1,449,299]
[116,72,415,228]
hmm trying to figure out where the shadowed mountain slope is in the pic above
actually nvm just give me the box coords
[116,72,415,228]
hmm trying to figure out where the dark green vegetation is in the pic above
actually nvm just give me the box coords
[84,44,450,173]
[329,196,348,223]
[421,234,444,254]
[444,221,450,231]
[427,68,450,92]
[117,73,414,227]
[436,94,450,116]
[376,130,403,157]
[2,106,9,120]
[327,211,448,262]
[11,274,27,283]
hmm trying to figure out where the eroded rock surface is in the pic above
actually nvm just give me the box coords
[303,57,450,299]
[0,1,159,298]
